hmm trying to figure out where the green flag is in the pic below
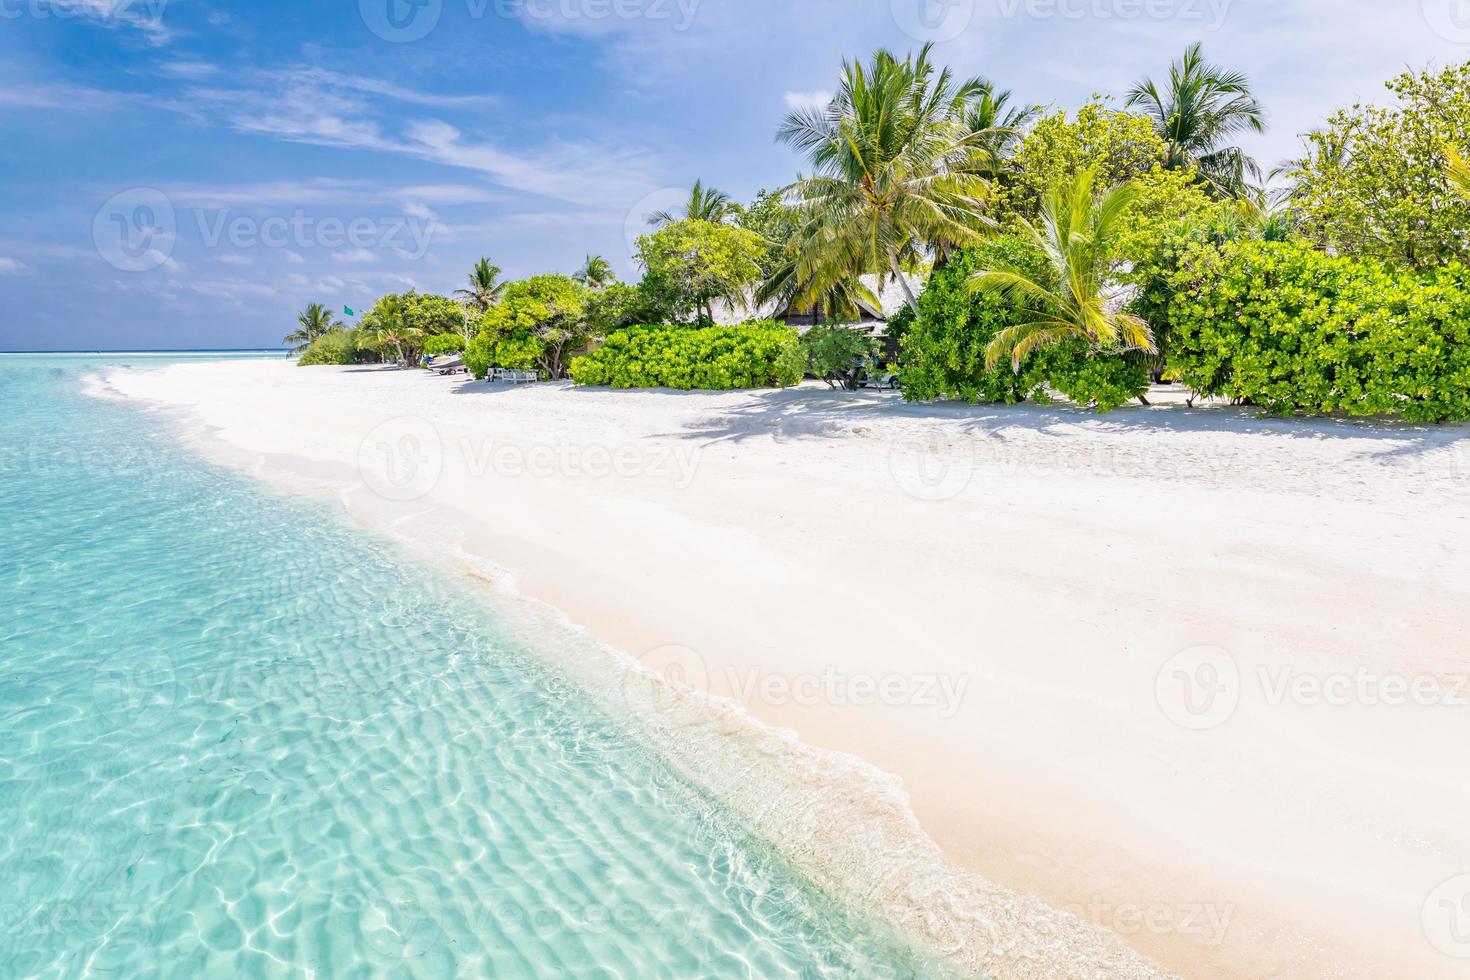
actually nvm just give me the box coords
[344,306,355,317]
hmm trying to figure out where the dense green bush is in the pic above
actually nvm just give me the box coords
[297,329,363,366]
[465,274,588,380]
[799,325,881,389]
[423,334,465,357]
[569,322,803,390]
[898,239,1149,409]
[1165,240,1470,421]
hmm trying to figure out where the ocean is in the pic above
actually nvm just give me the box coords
[0,354,946,978]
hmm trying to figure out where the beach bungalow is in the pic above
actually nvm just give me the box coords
[713,272,923,356]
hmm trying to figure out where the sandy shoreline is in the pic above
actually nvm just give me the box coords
[101,360,1470,978]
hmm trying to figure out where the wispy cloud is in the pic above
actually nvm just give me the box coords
[0,258,29,274]
[783,90,832,112]
[159,60,219,79]
[46,0,173,45]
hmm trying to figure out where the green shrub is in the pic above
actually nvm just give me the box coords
[1165,240,1470,421]
[898,238,1147,409]
[569,322,803,390]
[297,329,362,366]
[465,330,541,378]
[423,334,465,357]
[800,325,881,389]
[1040,343,1153,412]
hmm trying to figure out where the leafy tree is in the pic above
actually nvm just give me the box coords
[1001,99,1165,222]
[283,302,344,353]
[970,168,1153,372]
[400,292,469,337]
[574,254,617,288]
[584,281,665,334]
[647,179,737,227]
[455,258,508,312]
[776,44,992,312]
[1283,61,1470,267]
[467,274,589,379]
[736,188,801,277]
[799,325,881,389]
[1126,42,1266,198]
[636,219,766,325]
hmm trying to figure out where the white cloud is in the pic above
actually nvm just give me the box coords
[783,90,832,112]
[214,254,251,266]
[0,257,28,274]
[403,201,438,221]
[333,248,379,264]
[160,61,219,79]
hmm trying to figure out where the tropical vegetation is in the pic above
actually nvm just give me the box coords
[290,45,1470,419]
[570,323,803,390]
[284,303,344,353]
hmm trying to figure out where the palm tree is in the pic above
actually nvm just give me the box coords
[960,81,1040,180]
[283,302,343,353]
[647,179,737,227]
[1445,146,1470,201]
[969,168,1153,372]
[574,254,616,288]
[1126,42,1265,198]
[776,44,994,313]
[753,255,879,326]
[455,258,507,312]
[365,296,425,367]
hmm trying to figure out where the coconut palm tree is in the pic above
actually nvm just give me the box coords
[776,44,994,313]
[969,167,1153,371]
[574,254,616,288]
[364,296,425,367]
[455,258,507,312]
[1445,146,1470,201]
[283,302,343,353]
[753,254,879,326]
[1126,42,1265,198]
[647,180,737,227]
[960,81,1040,180]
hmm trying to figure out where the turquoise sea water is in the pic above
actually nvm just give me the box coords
[0,355,946,978]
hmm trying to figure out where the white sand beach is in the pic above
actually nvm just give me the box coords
[103,360,1470,979]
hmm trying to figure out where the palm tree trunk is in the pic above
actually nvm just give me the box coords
[889,251,918,312]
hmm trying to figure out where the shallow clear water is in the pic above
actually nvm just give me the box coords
[0,355,946,978]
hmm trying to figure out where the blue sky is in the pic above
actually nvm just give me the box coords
[0,0,1465,350]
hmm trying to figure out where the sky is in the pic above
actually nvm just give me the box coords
[0,0,1466,350]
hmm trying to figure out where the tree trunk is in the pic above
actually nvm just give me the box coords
[889,251,918,311]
